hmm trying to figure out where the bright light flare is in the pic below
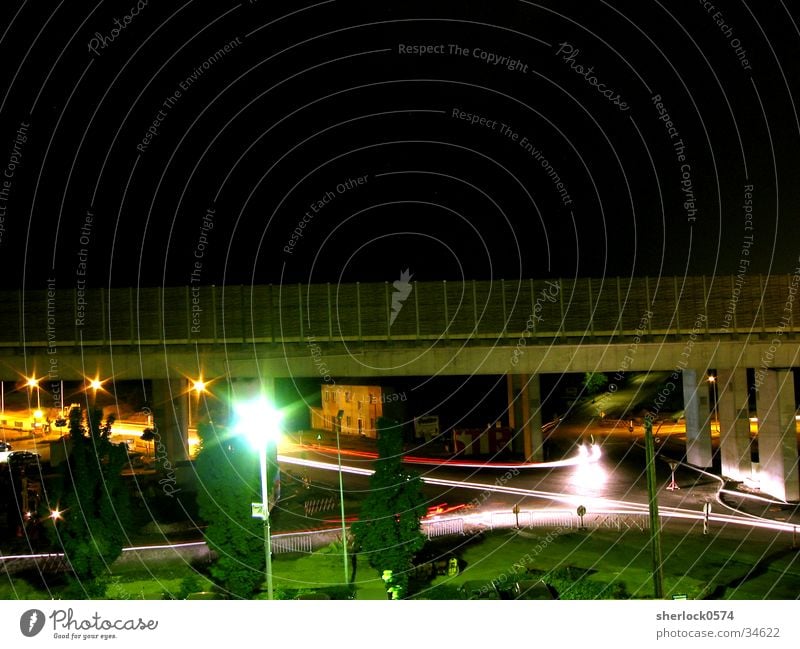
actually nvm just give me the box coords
[89,379,103,391]
[192,379,207,393]
[576,443,602,464]
[50,510,62,521]
[33,410,43,420]
[26,377,39,388]
[233,397,282,448]
[571,444,607,491]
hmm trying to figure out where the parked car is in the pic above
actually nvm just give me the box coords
[6,451,41,467]
[0,442,14,463]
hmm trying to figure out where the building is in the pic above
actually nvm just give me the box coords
[310,385,386,438]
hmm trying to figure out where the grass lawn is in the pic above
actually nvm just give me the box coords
[413,525,800,600]
[2,525,796,599]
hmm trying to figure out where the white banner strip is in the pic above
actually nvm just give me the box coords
[1,600,798,648]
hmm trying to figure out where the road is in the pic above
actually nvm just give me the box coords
[276,434,798,543]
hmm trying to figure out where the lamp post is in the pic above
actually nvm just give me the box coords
[644,418,664,599]
[26,377,40,410]
[335,425,349,586]
[189,379,207,428]
[88,378,103,408]
[707,374,718,432]
[234,396,282,600]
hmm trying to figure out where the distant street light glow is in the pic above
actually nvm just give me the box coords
[25,376,42,410]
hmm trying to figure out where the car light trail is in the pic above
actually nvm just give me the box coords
[277,453,799,536]
[286,443,601,470]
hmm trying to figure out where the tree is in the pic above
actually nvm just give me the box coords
[140,427,155,457]
[351,417,427,599]
[195,421,265,598]
[582,372,608,396]
[47,406,130,596]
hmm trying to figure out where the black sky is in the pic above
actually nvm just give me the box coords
[0,0,798,291]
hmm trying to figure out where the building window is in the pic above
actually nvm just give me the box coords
[346,416,352,427]
[358,401,362,411]
[345,391,352,403]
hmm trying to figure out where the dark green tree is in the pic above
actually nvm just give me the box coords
[140,427,156,456]
[195,421,265,598]
[47,406,130,596]
[352,417,427,599]
[582,372,609,396]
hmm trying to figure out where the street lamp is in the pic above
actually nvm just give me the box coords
[707,374,718,431]
[87,377,104,408]
[643,418,664,599]
[233,396,282,600]
[188,379,207,428]
[26,377,40,410]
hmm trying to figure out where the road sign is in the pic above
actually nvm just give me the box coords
[576,505,587,531]
[666,461,680,490]
[251,503,266,519]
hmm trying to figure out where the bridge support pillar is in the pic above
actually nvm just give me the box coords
[507,374,524,454]
[522,374,543,462]
[716,368,752,482]
[755,369,799,502]
[151,378,189,467]
[681,369,713,468]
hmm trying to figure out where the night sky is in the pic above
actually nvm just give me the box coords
[0,1,798,291]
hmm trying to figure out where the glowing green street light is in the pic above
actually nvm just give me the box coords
[233,396,282,601]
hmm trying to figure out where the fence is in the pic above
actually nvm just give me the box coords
[482,509,649,532]
[421,517,465,539]
[271,528,346,555]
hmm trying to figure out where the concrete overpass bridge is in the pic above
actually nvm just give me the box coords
[2,274,799,500]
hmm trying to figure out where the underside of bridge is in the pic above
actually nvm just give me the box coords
[137,365,797,502]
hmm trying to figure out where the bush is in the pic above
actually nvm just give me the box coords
[544,567,627,600]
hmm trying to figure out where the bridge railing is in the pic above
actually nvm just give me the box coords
[3,275,794,347]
